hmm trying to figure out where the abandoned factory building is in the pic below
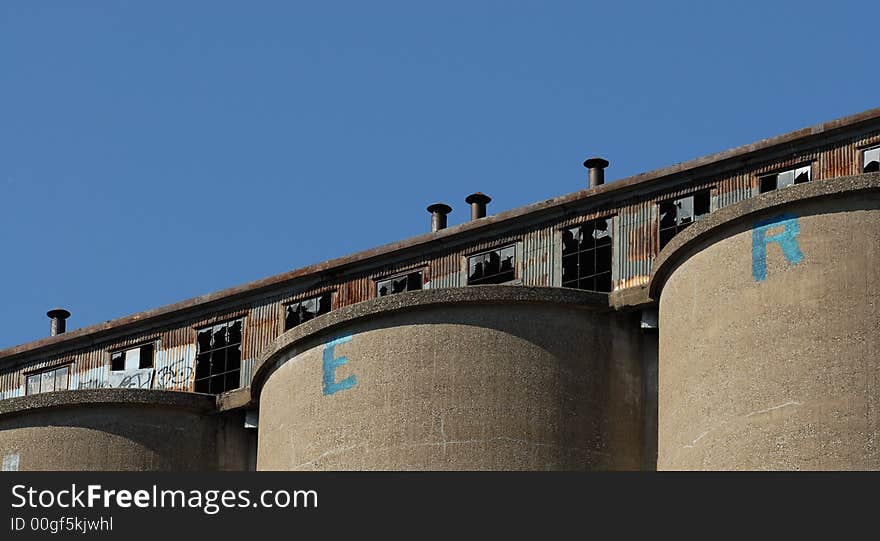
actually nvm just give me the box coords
[1,108,879,471]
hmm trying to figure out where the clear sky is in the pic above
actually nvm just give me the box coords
[1,1,876,348]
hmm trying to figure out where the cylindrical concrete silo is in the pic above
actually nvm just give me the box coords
[651,173,880,470]
[0,389,250,470]
[252,287,646,470]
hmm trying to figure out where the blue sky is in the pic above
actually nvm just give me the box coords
[1,1,875,348]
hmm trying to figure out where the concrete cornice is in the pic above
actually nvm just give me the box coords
[0,389,217,419]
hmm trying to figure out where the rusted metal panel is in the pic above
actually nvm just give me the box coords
[714,171,752,209]
[241,299,281,362]
[521,227,556,286]
[614,201,655,291]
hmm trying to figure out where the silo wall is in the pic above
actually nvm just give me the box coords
[0,389,250,471]
[652,174,880,470]
[253,287,645,470]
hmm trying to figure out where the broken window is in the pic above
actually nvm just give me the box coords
[467,245,516,285]
[25,364,70,395]
[284,293,332,331]
[561,217,614,292]
[658,190,711,250]
[863,146,880,173]
[376,271,423,297]
[194,319,243,394]
[759,165,811,193]
[110,342,155,371]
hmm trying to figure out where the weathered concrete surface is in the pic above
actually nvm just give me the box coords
[255,287,645,471]
[0,389,251,471]
[652,178,880,470]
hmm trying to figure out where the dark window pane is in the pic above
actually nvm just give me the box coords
[227,320,242,345]
[227,345,241,372]
[659,227,676,250]
[468,256,485,281]
[694,191,711,217]
[111,352,125,371]
[407,272,423,291]
[285,305,300,330]
[485,251,501,276]
[197,329,212,351]
[318,293,331,315]
[595,272,612,293]
[209,375,225,394]
[194,377,210,394]
[224,370,240,392]
[195,352,212,379]
[212,324,228,349]
[579,250,595,278]
[391,276,407,293]
[212,348,227,374]
[659,201,677,228]
[760,175,777,193]
[581,222,596,250]
[139,343,154,369]
[562,228,579,255]
[562,253,578,284]
[596,245,612,274]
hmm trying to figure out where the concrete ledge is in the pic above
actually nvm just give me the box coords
[649,172,880,299]
[249,285,610,399]
[0,389,217,419]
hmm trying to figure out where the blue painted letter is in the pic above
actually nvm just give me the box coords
[322,335,356,395]
[751,213,804,282]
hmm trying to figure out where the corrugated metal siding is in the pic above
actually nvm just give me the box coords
[3,129,879,397]
[615,201,655,290]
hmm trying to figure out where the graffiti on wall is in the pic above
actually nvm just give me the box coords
[752,213,804,281]
[75,362,193,391]
[322,335,357,396]
[155,365,194,390]
[108,368,154,389]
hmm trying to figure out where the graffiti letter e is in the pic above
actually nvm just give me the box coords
[752,213,804,282]
[322,335,356,395]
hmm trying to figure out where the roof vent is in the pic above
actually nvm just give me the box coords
[465,192,491,220]
[583,157,609,188]
[47,308,71,336]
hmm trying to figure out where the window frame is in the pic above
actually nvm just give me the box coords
[465,243,519,286]
[657,188,712,252]
[109,340,157,372]
[193,317,245,395]
[283,292,333,332]
[757,163,813,194]
[375,269,425,297]
[559,215,615,293]
[24,363,72,396]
